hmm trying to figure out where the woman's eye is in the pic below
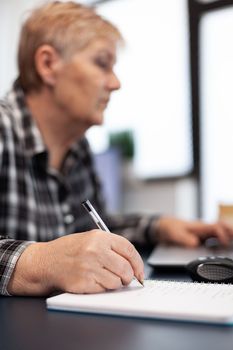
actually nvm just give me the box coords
[95,58,110,70]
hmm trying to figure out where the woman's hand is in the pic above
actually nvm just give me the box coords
[7,230,144,296]
[154,217,233,247]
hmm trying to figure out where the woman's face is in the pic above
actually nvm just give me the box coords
[52,38,120,128]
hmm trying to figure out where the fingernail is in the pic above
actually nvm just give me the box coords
[139,273,144,286]
[139,278,144,286]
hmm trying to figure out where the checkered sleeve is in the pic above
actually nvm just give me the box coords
[0,236,32,296]
[105,213,160,247]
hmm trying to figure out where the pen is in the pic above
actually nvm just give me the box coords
[82,199,144,286]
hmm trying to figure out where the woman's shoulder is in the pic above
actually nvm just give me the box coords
[0,98,18,159]
[0,98,14,131]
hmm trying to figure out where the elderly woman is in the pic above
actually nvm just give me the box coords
[0,1,232,296]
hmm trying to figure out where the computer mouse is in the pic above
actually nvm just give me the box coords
[186,256,233,283]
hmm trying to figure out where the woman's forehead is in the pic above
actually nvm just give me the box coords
[72,38,118,60]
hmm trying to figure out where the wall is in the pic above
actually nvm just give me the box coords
[0,0,36,96]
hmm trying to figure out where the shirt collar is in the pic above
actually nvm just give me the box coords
[5,80,47,158]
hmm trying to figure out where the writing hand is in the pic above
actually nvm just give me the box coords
[8,230,144,296]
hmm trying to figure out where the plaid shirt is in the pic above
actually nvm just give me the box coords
[0,81,158,295]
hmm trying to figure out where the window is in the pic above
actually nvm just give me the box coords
[199,4,233,220]
[87,0,193,179]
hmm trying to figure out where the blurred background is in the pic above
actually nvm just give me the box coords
[1,0,233,222]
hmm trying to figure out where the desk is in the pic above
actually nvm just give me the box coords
[1,254,233,350]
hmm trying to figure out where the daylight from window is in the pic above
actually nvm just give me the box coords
[87,0,193,179]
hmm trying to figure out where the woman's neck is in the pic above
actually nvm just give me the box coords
[25,88,86,170]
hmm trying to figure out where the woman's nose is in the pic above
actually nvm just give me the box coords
[108,72,121,91]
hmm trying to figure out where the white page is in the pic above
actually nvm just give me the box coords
[46,280,233,325]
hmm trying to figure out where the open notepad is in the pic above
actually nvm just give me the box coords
[46,280,233,325]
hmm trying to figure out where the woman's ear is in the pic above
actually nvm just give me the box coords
[34,45,62,87]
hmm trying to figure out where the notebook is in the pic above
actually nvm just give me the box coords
[46,279,233,325]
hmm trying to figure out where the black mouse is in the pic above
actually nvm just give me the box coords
[186,256,233,283]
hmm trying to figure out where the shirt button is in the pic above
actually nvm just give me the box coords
[61,203,70,214]
[64,214,74,224]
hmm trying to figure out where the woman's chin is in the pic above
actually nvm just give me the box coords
[91,114,104,126]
